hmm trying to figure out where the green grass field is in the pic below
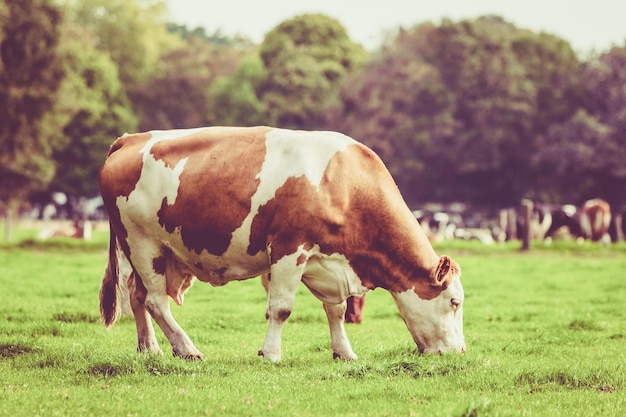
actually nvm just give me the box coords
[0,228,624,416]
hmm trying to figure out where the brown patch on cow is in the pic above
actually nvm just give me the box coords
[153,255,166,275]
[277,309,291,322]
[261,273,271,293]
[99,132,153,261]
[248,143,443,299]
[101,132,151,199]
[213,267,228,280]
[194,262,204,271]
[128,271,148,305]
[581,198,611,241]
[153,127,272,255]
[296,253,308,265]
[345,296,365,323]
[152,247,174,276]
[157,197,169,229]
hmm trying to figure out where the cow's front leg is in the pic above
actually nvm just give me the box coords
[323,302,358,361]
[259,259,303,362]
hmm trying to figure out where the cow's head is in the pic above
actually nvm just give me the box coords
[391,255,465,354]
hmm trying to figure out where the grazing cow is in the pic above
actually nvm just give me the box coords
[520,202,554,241]
[99,126,465,362]
[543,204,581,240]
[579,198,611,242]
[542,199,611,242]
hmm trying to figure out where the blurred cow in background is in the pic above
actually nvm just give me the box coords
[527,198,612,243]
[579,198,611,242]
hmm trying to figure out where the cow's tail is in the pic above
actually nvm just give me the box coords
[100,225,120,328]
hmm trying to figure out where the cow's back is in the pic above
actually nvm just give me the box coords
[100,126,400,283]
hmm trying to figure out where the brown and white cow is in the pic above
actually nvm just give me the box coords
[99,126,465,362]
[580,198,611,242]
[543,199,611,242]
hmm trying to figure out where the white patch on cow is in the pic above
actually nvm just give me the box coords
[266,242,367,303]
[117,129,197,229]
[391,275,465,354]
[226,129,356,257]
[562,204,577,217]
[116,129,211,268]
[302,250,369,304]
[261,129,355,189]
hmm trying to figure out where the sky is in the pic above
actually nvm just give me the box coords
[167,0,626,55]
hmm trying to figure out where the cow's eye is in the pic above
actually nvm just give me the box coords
[451,298,461,309]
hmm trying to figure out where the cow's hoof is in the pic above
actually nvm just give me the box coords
[257,349,281,363]
[333,351,358,361]
[137,345,163,356]
[173,350,204,361]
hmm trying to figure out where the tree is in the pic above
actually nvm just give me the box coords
[63,0,178,87]
[130,33,251,130]
[0,0,66,238]
[326,52,458,204]
[208,54,266,126]
[533,46,626,206]
[532,110,614,202]
[49,22,137,203]
[511,30,583,134]
[257,14,368,129]
[326,16,583,207]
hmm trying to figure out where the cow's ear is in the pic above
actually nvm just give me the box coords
[432,255,454,286]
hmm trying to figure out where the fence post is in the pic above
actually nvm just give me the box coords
[615,214,624,242]
[520,199,533,251]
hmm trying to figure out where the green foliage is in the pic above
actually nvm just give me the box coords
[533,46,626,206]
[257,14,368,129]
[48,21,137,199]
[130,35,250,130]
[208,54,267,126]
[326,16,586,207]
[1,235,625,416]
[63,0,178,86]
[2,6,626,217]
[0,0,66,203]
[532,109,614,201]
[167,23,255,48]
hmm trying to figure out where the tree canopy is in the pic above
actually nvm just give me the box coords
[1,4,625,229]
[324,16,605,207]
[257,14,368,129]
[0,0,65,205]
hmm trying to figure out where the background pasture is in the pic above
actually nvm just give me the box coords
[0,229,624,416]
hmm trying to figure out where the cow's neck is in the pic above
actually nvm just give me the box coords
[348,206,440,295]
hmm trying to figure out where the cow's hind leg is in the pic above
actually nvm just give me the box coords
[323,302,358,361]
[127,271,162,355]
[130,246,203,360]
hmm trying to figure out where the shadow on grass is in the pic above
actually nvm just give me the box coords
[0,342,35,359]
[515,366,623,392]
[86,354,202,378]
